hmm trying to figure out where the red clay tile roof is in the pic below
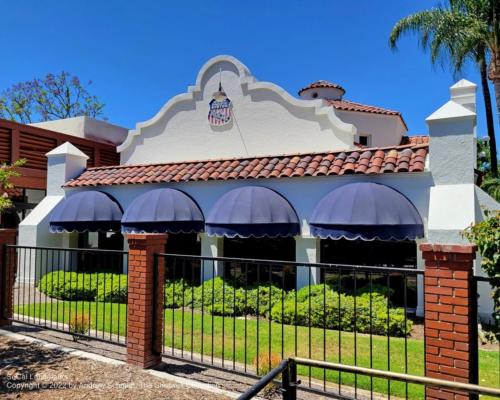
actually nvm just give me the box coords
[400,135,429,146]
[64,144,428,188]
[328,99,401,116]
[297,83,407,128]
[328,99,408,130]
[298,80,346,95]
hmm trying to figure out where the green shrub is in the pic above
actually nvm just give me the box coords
[96,274,128,303]
[38,271,96,301]
[356,283,395,298]
[164,279,193,308]
[39,271,127,303]
[270,285,412,337]
[39,271,412,336]
[245,284,285,316]
[192,277,245,316]
[295,283,334,303]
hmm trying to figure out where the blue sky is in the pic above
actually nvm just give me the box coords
[0,0,497,139]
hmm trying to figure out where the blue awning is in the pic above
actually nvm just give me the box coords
[206,186,300,238]
[50,191,123,233]
[309,182,424,241]
[121,188,204,234]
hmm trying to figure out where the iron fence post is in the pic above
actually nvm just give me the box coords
[287,359,298,400]
[281,361,291,400]
[0,244,6,321]
[152,253,158,355]
[470,275,479,400]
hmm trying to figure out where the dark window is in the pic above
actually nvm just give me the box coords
[320,239,416,267]
[77,232,124,273]
[223,237,296,289]
[359,135,369,146]
[320,239,418,308]
[163,233,201,285]
[164,233,201,256]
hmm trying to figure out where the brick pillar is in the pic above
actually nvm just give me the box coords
[420,243,478,400]
[126,233,167,368]
[0,229,17,326]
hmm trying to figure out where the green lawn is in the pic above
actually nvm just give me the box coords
[15,301,499,399]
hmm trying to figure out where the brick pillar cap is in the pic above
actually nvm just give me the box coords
[419,243,477,254]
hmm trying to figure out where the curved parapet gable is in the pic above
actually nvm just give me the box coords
[119,55,356,164]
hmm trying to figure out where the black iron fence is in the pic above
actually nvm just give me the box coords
[238,357,500,400]
[474,275,499,389]
[5,247,495,398]
[156,253,424,399]
[5,245,128,345]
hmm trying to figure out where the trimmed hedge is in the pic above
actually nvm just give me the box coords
[96,275,128,303]
[245,284,285,317]
[164,279,193,308]
[38,271,96,301]
[270,284,412,337]
[38,272,412,336]
[192,277,246,315]
[38,271,127,303]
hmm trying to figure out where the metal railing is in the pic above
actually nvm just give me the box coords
[5,245,128,345]
[238,358,500,399]
[156,253,424,398]
[474,275,500,387]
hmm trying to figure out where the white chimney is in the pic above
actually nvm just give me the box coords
[450,79,477,113]
[426,80,477,185]
[18,142,89,282]
[45,142,89,196]
[426,80,477,244]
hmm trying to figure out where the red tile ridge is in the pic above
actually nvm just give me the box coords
[64,143,429,188]
[298,80,346,95]
[327,99,408,130]
[83,143,427,173]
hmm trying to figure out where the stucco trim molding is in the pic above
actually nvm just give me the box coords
[117,55,356,153]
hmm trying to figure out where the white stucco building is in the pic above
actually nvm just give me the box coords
[18,55,499,321]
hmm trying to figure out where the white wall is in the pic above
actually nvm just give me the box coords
[119,56,356,164]
[334,110,406,148]
[32,116,128,146]
[299,87,344,100]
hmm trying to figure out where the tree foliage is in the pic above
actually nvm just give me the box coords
[0,159,26,213]
[464,211,500,325]
[389,0,499,177]
[0,71,105,123]
[478,138,500,201]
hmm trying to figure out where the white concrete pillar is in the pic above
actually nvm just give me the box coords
[18,142,88,283]
[45,142,90,197]
[200,233,224,281]
[295,236,321,289]
[427,79,477,187]
[425,80,477,308]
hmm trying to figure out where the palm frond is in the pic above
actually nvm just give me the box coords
[390,1,493,75]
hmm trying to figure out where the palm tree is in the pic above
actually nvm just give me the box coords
[389,0,499,177]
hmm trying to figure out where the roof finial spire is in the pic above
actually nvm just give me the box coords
[218,67,223,92]
[213,67,227,101]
